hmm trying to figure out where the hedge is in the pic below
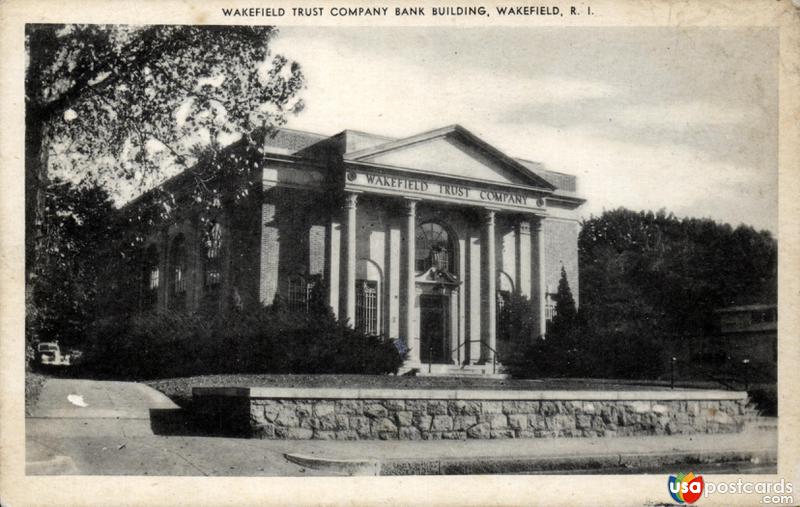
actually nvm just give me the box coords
[82,304,404,380]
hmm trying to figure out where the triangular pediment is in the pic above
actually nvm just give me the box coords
[415,267,460,285]
[345,125,555,190]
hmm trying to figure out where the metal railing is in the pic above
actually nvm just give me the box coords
[437,339,501,375]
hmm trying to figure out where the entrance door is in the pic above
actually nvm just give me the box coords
[420,294,449,364]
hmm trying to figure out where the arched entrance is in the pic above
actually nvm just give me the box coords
[415,221,460,364]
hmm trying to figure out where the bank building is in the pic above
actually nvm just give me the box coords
[126,125,585,373]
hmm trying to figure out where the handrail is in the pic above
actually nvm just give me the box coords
[442,339,502,374]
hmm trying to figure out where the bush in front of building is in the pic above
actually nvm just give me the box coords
[223,296,405,375]
[81,299,405,379]
[502,268,588,379]
[83,311,220,379]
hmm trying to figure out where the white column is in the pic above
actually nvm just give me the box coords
[516,219,531,297]
[344,192,358,326]
[467,234,482,364]
[387,226,401,339]
[404,199,419,363]
[327,220,341,319]
[457,237,466,365]
[483,209,497,363]
[532,218,547,338]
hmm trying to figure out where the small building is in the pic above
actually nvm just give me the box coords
[117,125,585,370]
[710,304,777,368]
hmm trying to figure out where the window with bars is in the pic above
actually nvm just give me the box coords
[545,293,557,322]
[169,234,187,309]
[204,221,223,293]
[287,275,315,313]
[149,268,160,290]
[355,279,379,335]
[141,245,160,309]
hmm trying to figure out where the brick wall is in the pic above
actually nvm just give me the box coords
[260,186,331,306]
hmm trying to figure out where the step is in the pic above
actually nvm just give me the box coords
[398,363,508,379]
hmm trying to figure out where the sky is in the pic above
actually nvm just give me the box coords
[270,26,779,234]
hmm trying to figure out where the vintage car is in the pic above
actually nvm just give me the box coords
[37,342,71,366]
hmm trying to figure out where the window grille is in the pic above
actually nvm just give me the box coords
[355,279,379,335]
[545,293,557,322]
[204,221,223,292]
[287,275,314,313]
[141,245,160,309]
[149,268,159,290]
[169,234,187,309]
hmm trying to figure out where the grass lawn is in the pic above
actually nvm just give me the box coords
[25,371,48,416]
[145,374,727,409]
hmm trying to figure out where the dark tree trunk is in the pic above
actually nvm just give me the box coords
[25,108,48,283]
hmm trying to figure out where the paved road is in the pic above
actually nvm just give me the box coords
[26,378,778,476]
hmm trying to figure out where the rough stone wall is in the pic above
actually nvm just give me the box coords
[213,397,754,440]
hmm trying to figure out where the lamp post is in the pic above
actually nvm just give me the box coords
[671,356,677,389]
[742,358,751,391]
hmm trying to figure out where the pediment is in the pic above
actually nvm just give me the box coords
[345,125,555,190]
[415,267,460,285]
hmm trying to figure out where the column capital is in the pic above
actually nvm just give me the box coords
[483,208,496,225]
[404,198,419,216]
[344,192,359,210]
[531,217,544,232]
[518,220,531,235]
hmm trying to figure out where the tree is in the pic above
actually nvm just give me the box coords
[27,178,117,348]
[578,207,777,379]
[550,266,577,334]
[25,25,305,281]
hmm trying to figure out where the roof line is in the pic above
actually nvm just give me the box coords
[344,124,556,191]
[340,128,397,140]
[268,126,329,138]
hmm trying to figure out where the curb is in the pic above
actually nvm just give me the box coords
[284,453,381,476]
[284,449,777,476]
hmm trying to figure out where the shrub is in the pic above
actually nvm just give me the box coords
[83,311,219,379]
[747,383,777,417]
[501,271,588,379]
[82,303,405,379]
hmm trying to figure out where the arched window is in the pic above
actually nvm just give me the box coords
[415,222,455,274]
[141,244,160,310]
[204,221,223,293]
[169,234,188,309]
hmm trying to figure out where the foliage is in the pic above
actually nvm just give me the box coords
[27,178,117,349]
[580,208,776,335]
[26,24,306,281]
[502,274,587,379]
[504,209,776,385]
[82,304,405,380]
[578,208,777,381]
[25,25,306,362]
[549,266,578,336]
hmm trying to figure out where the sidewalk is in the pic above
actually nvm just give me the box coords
[25,378,777,476]
[278,425,777,475]
[28,418,777,476]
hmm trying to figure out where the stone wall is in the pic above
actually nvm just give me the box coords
[193,388,753,440]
